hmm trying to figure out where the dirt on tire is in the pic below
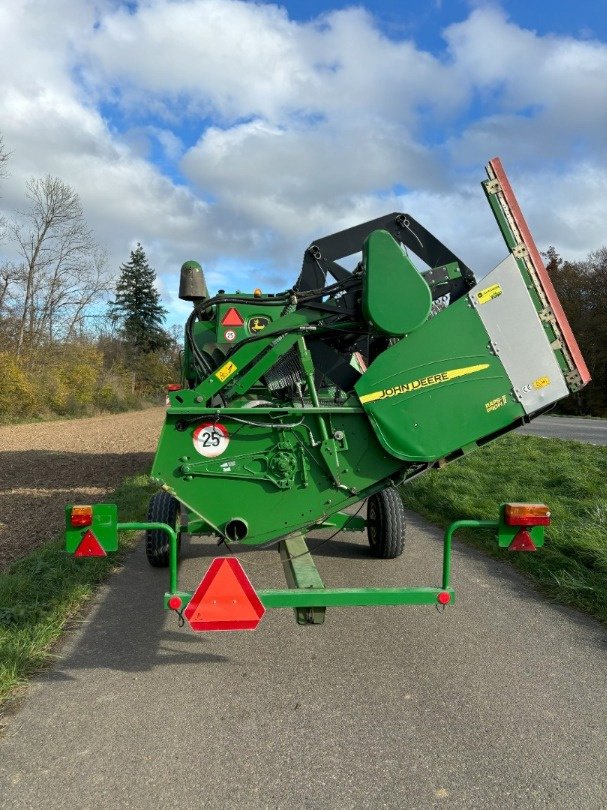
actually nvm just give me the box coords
[0,407,165,571]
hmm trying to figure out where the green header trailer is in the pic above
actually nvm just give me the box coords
[66,157,589,631]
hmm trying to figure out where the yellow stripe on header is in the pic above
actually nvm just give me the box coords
[359,364,490,405]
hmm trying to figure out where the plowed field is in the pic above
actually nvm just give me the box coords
[0,408,165,570]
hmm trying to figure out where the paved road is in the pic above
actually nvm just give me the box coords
[1,513,605,808]
[517,415,607,445]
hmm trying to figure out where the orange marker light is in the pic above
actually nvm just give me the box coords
[504,503,551,527]
[253,288,262,297]
[71,505,93,528]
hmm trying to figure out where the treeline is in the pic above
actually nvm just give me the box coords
[0,134,179,422]
[545,246,607,417]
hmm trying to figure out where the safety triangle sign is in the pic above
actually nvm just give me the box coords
[74,529,107,557]
[221,307,244,327]
[508,529,537,552]
[184,557,265,631]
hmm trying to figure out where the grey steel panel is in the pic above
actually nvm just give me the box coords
[470,255,569,415]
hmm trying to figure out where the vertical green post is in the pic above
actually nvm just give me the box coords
[117,521,179,593]
[297,336,330,442]
[442,519,498,589]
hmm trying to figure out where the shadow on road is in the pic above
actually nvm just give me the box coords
[49,544,230,680]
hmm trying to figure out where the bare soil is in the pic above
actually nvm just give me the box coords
[0,407,165,570]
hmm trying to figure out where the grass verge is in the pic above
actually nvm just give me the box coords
[400,434,607,622]
[0,475,157,710]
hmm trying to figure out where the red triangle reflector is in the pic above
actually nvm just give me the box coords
[74,529,107,557]
[184,558,265,631]
[508,529,537,552]
[221,307,244,326]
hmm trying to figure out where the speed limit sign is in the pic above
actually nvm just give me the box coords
[193,423,230,458]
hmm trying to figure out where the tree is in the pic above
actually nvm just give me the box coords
[8,175,109,354]
[545,245,607,417]
[108,243,169,355]
[0,133,8,185]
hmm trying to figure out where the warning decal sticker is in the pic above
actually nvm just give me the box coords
[215,361,237,383]
[485,395,507,413]
[476,284,502,305]
[221,307,244,326]
[193,423,230,458]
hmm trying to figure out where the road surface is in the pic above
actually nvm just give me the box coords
[517,415,607,445]
[1,516,605,807]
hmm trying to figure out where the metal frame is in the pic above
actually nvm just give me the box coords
[108,517,507,625]
[484,157,591,388]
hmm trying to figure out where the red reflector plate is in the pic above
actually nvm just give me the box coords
[508,529,537,552]
[74,529,107,557]
[221,307,244,327]
[184,558,265,631]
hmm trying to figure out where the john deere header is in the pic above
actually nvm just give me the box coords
[66,158,590,631]
[143,157,588,556]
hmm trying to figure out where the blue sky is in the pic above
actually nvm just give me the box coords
[1,0,606,327]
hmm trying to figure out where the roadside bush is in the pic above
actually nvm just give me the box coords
[32,345,104,416]
[0,338,178,422]
[0,352,42,419]
[133,349,179,398]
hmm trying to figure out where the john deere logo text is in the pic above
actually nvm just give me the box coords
[359,364,489,405]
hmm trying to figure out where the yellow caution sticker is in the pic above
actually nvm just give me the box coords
[532,376,550,390]
[359,364,489,405]
[485,395,507,413]
[476,284,502,304]
[215,361,237,383]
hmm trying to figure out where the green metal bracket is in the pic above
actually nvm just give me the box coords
[314,512,367,531]
[162,518,505,620]
[118,521,179,593]
[280,534,326,624]
[69,505,541,626]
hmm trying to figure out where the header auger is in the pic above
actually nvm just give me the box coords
[67,158,589,631]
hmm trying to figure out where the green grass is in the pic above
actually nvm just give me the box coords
[0,475,157,709]
[400,434,607,622]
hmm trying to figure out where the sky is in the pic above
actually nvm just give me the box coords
[0,0,606,325]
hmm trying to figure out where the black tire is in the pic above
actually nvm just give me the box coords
[146,492,181,568]
[366,487,406,559]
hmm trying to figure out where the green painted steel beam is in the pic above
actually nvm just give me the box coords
[257,587,454,608]
[119,521,178,593]
[186,517,214,535]
[166,406,365,415]
[315,513,366,531]
[233,333,300,395]
[164,587,454,610]
[280,534,326,624]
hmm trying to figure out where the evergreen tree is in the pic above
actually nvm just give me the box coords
[109,243,169,354]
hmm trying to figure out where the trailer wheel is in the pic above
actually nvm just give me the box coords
[146,492,181,568]
[366,487,406,559]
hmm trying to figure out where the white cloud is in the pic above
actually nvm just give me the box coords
[1,0,606,319]
[444,7,607,160]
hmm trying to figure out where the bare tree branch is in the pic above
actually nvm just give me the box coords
[7,175,109,354]
[0,134,8,183]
